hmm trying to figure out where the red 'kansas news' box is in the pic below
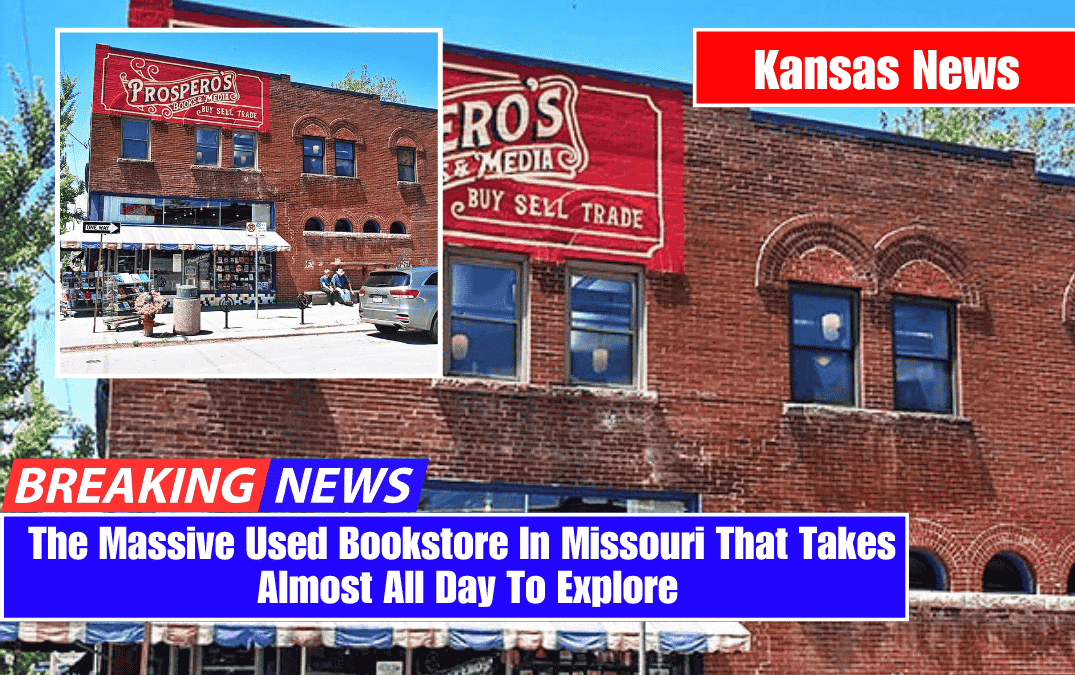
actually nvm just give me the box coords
[695,29,1075,106]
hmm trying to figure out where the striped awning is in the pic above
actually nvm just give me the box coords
[0,622,749,654]
[59,226,291,252]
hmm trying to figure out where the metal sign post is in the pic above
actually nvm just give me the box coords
[246,222,267,318]
[82,222,119,332]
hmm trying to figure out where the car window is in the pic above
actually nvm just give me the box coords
[424,272,438,286]
[363,272,411,287]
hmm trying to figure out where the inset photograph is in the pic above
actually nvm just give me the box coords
[56,29,440,377]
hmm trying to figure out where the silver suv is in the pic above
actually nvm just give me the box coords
[358,266,439,341]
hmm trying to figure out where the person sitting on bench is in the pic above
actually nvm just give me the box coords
[320,269,340,305]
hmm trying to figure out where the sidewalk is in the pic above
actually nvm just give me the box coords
[58,302,370,351]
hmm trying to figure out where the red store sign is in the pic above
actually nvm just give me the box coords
[443,53,685,273]
[92,44,271,132]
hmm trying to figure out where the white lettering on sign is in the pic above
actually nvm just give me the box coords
[442,74,587,188]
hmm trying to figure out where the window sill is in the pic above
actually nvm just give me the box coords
[191,165,262,173]
[432,377,657,401]
[303,231,412,239]
[909,591,1075,611]
[783,402,969,423]
[117,158,153,164]
[397,180,419,186]
[300,173,361,182]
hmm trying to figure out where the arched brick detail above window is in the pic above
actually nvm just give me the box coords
[910,517,964,590]
[876,226,981,307]
[292,114,329,140]
[388,127,422,153]
[964,524,1050,593]
[1062,269,1075,325]
[328,118,363,145]
[756,214,874,292]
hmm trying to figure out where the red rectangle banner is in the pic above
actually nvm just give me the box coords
[92,44,271,131]
[443,53,685,273]
[695,29,1075,106]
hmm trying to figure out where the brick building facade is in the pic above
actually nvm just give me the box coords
[71,44,437,306]
[96,2,1075,671]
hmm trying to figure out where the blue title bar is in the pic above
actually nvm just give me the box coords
[3,513,907,621]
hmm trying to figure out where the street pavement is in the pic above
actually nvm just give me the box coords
[58,331,439,377]
[57,302,439,377]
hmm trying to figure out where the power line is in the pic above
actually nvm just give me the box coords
[19,0,33,83]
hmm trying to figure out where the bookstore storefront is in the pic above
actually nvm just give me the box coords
[0,622,749,675]
[61,194,290,308]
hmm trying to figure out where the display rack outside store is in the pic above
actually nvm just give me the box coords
[102,273,150,330]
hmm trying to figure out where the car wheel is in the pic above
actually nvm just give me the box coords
[374,324,399,334]
[427,315,438,342]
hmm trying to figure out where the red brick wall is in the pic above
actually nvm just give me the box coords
[88,72,437,298]
[105,95,1075,673]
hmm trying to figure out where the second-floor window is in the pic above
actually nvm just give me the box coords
[568,267,641,388]
[233,132,255,168]
[448,255,523,379]
[397,146,416,182]
[303,136,324,173]
[892,299,954,413]
[121,118,149,159]
[335,141,354,177]
[195,128,219,165]
[790,287,857,405]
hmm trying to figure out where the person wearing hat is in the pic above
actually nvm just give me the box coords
[319,269,339,305]
[332,267,354,305]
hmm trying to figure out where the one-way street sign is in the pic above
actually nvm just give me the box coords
[83,221,121,234]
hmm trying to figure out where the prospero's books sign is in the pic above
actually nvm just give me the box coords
[443,51,685,273]
[92,44,271,132]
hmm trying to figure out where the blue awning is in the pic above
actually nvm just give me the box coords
[0,622,749,654]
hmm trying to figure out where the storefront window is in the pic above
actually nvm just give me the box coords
[418,481,695,513]
[91,194,272,230]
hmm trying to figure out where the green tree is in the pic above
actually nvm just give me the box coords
[0,67,95,502]
[59,72,85,234]
[880,107,1075,175]
[1,67,53,450]
[331,65,408,103]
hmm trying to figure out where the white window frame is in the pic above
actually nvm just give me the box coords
[444,249,529,382]
[564,261,645,390]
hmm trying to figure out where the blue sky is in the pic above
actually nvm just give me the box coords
[3,0,1075,433]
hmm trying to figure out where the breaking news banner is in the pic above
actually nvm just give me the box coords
[0,459,429,513]
[694,29,1075,106]
[2,514,908,621]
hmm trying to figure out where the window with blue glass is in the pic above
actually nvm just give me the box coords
[195,128,219,165]
[121,118,149,159]
[335,141,354,177]
[448,256,523,379]
[233,132,255,168]
[892,299,954,413]
[790,287,857,405]
[569,269,640,387]
[303,136,324,173]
